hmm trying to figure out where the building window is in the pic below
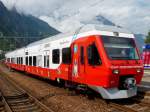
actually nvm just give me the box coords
[26,57,28,65]
[33,56,37,66]
[62,47,71,64]
[29,56,32,66]
[52,49,60,64]
[87,43,101,65]
[80,46,84,64]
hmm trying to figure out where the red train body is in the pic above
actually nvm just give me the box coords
[5,25,144,99]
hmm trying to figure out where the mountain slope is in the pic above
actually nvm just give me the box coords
[0,1,59,37]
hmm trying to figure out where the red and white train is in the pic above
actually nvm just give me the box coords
[5,24,144,99]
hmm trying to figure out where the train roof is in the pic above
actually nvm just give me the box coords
[27,24,132,47]
[5,24,133,56]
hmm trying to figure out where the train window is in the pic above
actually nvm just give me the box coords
[44,55,49,67]
[21,57,23,64]
[17,57,19,64]
[19,57,21,64]
[26,57,28,65]
[11,58,15,63]
[44,56,46,67]
[87,43,101,65]
[52,49,60,64]
[47,56,49,67]
[80,46,84,64]
[62,48,71,64]
[11,58,13,63]
[29,56,32,66]
[7,58,10,63]
[33,56,37,66]
[37,55,42,67]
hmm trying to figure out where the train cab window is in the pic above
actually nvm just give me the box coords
[62,48,71,64]
[26,57,28,65]
[33,56,37,66]
[87,43,101,65]
[80,46,84,64]
[29,56,32,66]
[52,49,60,64]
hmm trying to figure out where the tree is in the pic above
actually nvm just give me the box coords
[145,31,150,44]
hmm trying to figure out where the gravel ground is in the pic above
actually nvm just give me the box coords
[0,64,109,112]
[1,63,150,112]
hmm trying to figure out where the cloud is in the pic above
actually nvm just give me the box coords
[1,0,150,35]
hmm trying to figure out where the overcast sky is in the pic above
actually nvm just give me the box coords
[1,0,150,35]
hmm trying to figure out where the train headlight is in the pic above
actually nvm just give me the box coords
[136,69,141,73]
[112,69,119,74]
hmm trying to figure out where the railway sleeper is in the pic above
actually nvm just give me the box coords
[7,98,31,104]
[6,97,30,102]
[11,105,41,112]
[5,93,28,100]
[10,102,37,109]
[9,100,34,106]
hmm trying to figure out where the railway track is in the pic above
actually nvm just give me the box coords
[0,72,54,112]
[0,65,150,112]
[107,95,150,112]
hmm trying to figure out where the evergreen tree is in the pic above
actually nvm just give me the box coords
[145,31,150,44]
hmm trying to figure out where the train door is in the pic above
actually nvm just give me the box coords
[85,41,103,85]
[79,45,85,76]
[71,43,86,83]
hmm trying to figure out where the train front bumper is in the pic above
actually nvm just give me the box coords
[88,85,137,99]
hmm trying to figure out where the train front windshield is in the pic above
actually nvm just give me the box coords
[101,36,139,60]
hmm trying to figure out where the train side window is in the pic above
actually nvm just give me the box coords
[37,55,42,67]
[11,58,13,63]
[19,57,21,64]
[7,58,10,63]
[26,57,28,65]
[80,46,84,64]
[17,57,19,64]
[29,56,32,66]
[62,47,71,64]
[52,49,60,64]
[44,55,49,67]
[11,58,15,63]
[47,55,49,67]
[44,56,46,67]
[20,57,23,64]
[33,56,37,66]
[87,43,101,66]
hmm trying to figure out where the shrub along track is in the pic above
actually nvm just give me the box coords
[0,63,150,112]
